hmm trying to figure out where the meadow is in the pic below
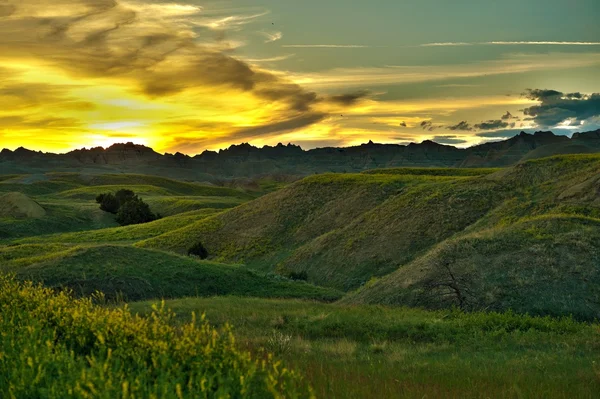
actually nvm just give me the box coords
[1,157,600,397]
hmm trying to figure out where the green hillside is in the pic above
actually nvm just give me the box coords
[0,244,341,302]
[136,156,600,317]
[344,215,600,320]
[0,172,254,241]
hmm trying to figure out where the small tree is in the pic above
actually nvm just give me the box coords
[95,193,106,204]
[288,271,308,281]
[99,193,120,214]
[115,189,136,207]
[115,196,156,226]
[188,242,209,259]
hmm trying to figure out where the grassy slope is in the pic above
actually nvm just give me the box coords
[0,245,341,302]
[130,296,600,399]
[0,172,253,241]
[137,173,467,272]
[14,209,220,245]
[139,157,600,317]
[345,155,600,317]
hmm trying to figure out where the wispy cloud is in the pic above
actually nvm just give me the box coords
[421,41,600,47]
[243,54,295,63]
[281,44,371,48]
[288,53,600,89]
[260,31,283,43]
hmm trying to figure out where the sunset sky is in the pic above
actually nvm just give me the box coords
[0,0,599,154]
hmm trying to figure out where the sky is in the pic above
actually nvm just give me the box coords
[0,0,599,154]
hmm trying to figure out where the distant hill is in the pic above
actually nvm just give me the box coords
[2,129,600,180]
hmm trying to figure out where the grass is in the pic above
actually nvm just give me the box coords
[345,214,600,320]
[362,167,501,176]
[0,276,312,398]
[130,296,600,399]
[15,209,221,245]
[0,172,256,241]
[0,245,342,302]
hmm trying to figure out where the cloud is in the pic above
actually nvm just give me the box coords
[431,135,468,145]
[421,41,600,47]
[0,0,325,114]
[474,120,511,130]
[522,89,600,127]
[446,121,473,131]
[420,121,438,131]
[281,44,370,48]
[329,90,370,106]
[261,31,282,43]
[230,113,327,140]
[288,53,600,89]
[501,111,518,120]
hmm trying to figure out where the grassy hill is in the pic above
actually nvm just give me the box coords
[135,156,600,317]
[344,215,600,320]
[0,244,341,302]
[0,172,254,241]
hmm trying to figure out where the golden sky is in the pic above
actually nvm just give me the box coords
[0,0,599,154]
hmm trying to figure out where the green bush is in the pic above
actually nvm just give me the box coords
[97,193,120,214]
[288,271,309,281]
[115,189,135,206]
[115,196,157,226]
[0,275,313,398]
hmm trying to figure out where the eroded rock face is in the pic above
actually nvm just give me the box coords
[0,192,46,218]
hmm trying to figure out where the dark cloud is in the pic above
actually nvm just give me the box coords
[501,111,517,120]
[0,0,357,118]
[0,115,82,129]
[522,89,600,127]
[329,90,370,106]
[446,121,472,131]
[420,121,437,131]
[431,135,468,145]
[231,113,327,140]
[474,120,510,130]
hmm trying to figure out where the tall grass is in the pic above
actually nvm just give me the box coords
[0,275,313,398]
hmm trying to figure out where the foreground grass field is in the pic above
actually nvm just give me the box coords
[130,297,600,399]
[0,276,312,398]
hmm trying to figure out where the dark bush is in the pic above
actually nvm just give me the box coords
[99,193,120,214]
[115,196,156,226]
[288,271,309,281]
[95,193,105,204]
[188,242,209,259]
[115,189,135,206]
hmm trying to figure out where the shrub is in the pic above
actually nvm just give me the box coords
[115,189,135,206]
[0,275,312,398]
[98,193,119,214]
[188,241,209,259]
[115,196,156,226]
[288,270,309,281]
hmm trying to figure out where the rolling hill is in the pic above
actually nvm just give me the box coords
[0,244,341,302]
[135,153,600,318]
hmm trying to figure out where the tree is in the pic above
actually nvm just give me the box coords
[188,242,209,259]
[115,196,156,226]
[99,193,119,214]
[115,189,135,207]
